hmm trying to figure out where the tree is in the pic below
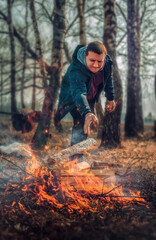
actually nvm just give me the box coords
[31,0,66,149]
[29,0,47,89]
[125,0,144,137]
[0,57,3,110]
[154,72,156,139]
[7,0,17,115]
[100,0,123,148]
[77,0,86,45]
[21,0,28,109]
[32,60,36,111]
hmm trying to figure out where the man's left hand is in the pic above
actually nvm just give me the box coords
[106,100,116,112]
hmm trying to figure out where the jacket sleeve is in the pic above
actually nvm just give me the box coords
[69,69,91,116]
[104,61,114,101]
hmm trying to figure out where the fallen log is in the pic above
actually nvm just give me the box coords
[46,138,96,165]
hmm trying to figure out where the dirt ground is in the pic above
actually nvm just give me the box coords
[0,120,156,240]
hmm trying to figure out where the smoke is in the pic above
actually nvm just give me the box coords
[0,142,32,158]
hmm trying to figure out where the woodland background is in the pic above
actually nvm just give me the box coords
[0,1,156,240]
[0,0,156,149]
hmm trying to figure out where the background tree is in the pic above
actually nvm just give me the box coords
[0,57,3,110]
[154,72,156,139]
[77,0,86,45]
[124,0,144,137]
[7,0,17,115]
[21,0,28,109]
[100,0,122,148]
[31,0,66,149]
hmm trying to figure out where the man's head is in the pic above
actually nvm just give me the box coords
[85,41,107,73]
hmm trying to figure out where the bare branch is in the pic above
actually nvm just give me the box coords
[0,84,43,96]
[116,2,127,23]
[140,0,147,26]
[0,31,9,34]
[116,31,127,48]
[0,10,38,60]
[35,0,53,24]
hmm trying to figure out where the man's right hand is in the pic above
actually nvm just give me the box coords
[84,113,98,135]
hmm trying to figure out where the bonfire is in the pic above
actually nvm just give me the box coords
[0,126,155,240]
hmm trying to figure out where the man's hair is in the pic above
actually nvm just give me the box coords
[85,41,107,56]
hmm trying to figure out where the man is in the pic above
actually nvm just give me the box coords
[54,41,116,160]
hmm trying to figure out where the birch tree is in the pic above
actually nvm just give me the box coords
[100,0,123,148]
[77,0,86,45]
[125,0,144,137]
[31,0,66,149]
[21,0,28,109]
[154,73,156,138]
[0,58,3,110]
[7,0,17,115]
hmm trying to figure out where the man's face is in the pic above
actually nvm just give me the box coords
[85,51,106,73]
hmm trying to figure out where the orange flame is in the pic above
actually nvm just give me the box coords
[8,145,147,214]
[18,202,32,215]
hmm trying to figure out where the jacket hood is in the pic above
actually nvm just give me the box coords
[71,44,90,74]
[72,44,85,62]
[77,46,87,66]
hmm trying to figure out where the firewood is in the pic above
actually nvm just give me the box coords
[46,138,96,165]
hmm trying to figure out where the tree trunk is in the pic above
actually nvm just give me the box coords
[0,59,3,110]
[7,0,17,115]
[125,0,144,137]
[64,41,72,63]
[77,0,86,45]
[154,72,156,139]
[29,0,47,88]
[31,0,66,149]
[21,0,28,109]
[96,99,104,139]
[32,60,36,111]
[100,0,123,148]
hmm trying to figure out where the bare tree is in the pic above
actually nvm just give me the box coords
[125,0,144,137]
[0,58,3,110]
[31,0,66,149]
[100,0,123,148]
[7,0,17,114]
[29,0,47,88]
[77,0,86,45]
[32,60,36,111]
[20,0,29,109]
[154,72,156,139]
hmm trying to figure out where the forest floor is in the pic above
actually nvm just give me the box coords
[0,120,156,240]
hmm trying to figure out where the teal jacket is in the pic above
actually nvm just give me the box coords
[56,44,114,120]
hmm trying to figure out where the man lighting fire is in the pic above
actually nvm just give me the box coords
[54,41,116,161]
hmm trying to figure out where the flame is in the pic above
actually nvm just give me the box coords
[25,154,147,213]
[18,202,32,215]
[4,146,147,215]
